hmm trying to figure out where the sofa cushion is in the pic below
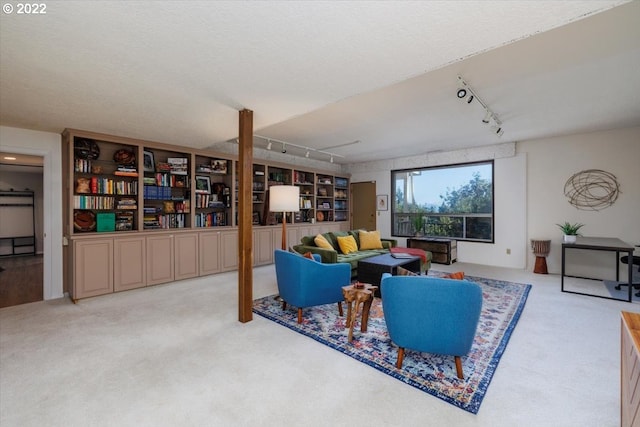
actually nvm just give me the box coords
[301,235,316,246]
[314,234,334,249]
[337,248,389,271]
[337,235,358,254]
[348,229,366,247]
[359,230,383,250]
[323,232,340,251]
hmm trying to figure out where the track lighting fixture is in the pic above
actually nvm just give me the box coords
[253,135,345,162]
[457,75,504,137]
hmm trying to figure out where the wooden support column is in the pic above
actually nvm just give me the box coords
[238,109,253,322]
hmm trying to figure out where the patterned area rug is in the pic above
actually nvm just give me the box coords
[253,273,531,414]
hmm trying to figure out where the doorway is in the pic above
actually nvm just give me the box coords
[0,153,44,307]
[351,181,376,230]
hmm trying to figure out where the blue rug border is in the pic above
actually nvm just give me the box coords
[253,275,532,414]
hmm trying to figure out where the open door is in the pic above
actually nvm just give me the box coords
[351,181,376,230]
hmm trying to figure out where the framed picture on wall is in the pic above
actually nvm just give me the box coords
[377,194,388,211]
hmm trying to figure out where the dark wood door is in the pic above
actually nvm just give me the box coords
[351,181,376,230]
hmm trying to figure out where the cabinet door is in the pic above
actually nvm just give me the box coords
[199,231,221,275]
[146,234,174,285]
[253,228,273,266]
[220,230,238,271]
[175,233,198,280]
[114,236,146,292]
[73,239,113,300]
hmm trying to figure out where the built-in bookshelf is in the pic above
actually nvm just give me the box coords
[294,170,315,223]
[63,129,350,235]
[70,136,139,233]
[142,148,190,230]
[252,164,266,225]
[194,155,232,227]
[316,174,334,222]
[334,177,349,222]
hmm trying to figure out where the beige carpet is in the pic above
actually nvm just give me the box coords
[0,262,632,426]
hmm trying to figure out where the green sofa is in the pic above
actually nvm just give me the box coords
[293,230,397,278]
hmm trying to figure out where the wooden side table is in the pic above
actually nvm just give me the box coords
[342,283,378,342]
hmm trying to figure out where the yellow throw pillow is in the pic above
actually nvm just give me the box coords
[359,230,383,250]
[314,234,334,250]
[337,235,358,254]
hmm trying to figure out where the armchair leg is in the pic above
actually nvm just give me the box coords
[282,301,287,311]
[455,356,464,379]
[297,308,303,324]
[337,301,343,317]
[396,347,405,369]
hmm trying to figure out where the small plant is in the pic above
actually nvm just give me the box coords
[412,214,425,235]
[556,222,584,236]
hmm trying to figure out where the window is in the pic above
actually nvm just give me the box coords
[391,161,494,242]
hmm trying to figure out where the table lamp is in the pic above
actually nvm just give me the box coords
[269,185,300,250]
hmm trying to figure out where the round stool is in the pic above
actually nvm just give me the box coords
[531,239,551,274]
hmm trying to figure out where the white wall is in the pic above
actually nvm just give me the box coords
[346,143,527,269]
[0,126,63,300]
[346,126,640,274]
[520,126,640,276]
[0,171,44,254]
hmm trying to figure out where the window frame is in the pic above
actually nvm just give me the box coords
[390,160,495,243]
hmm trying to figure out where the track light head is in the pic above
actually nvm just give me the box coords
[281,142,286,154]
[305,150,310,158]
[466,94,474,104]
[266,140,272,150]
[482,111,492,124]
[491,125,504,137]
[330,155,334,163]
[457,88,467,99]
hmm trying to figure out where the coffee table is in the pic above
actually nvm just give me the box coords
[357,253,421,291]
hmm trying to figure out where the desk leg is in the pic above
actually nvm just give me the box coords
[628,250,633,303]
[561,245,566,292]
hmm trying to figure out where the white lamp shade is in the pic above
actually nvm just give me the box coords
[269,185,300,212]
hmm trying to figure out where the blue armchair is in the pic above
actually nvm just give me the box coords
[274,249,352,324]
[380,273,482,379]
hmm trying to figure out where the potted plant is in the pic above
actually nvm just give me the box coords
[556,222,584,243]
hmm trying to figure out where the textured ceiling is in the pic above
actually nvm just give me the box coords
[1,1,638,164]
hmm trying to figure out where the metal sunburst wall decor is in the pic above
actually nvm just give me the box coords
[563,169,620,211]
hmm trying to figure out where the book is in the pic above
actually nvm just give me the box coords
[391,253,416,259]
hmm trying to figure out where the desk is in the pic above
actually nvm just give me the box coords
[561,237,635,302]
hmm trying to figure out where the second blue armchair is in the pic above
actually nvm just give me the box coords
[381,273,482,379]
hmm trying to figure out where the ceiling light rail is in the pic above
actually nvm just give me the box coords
[253,134,345,162]
[457,76,504,137]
